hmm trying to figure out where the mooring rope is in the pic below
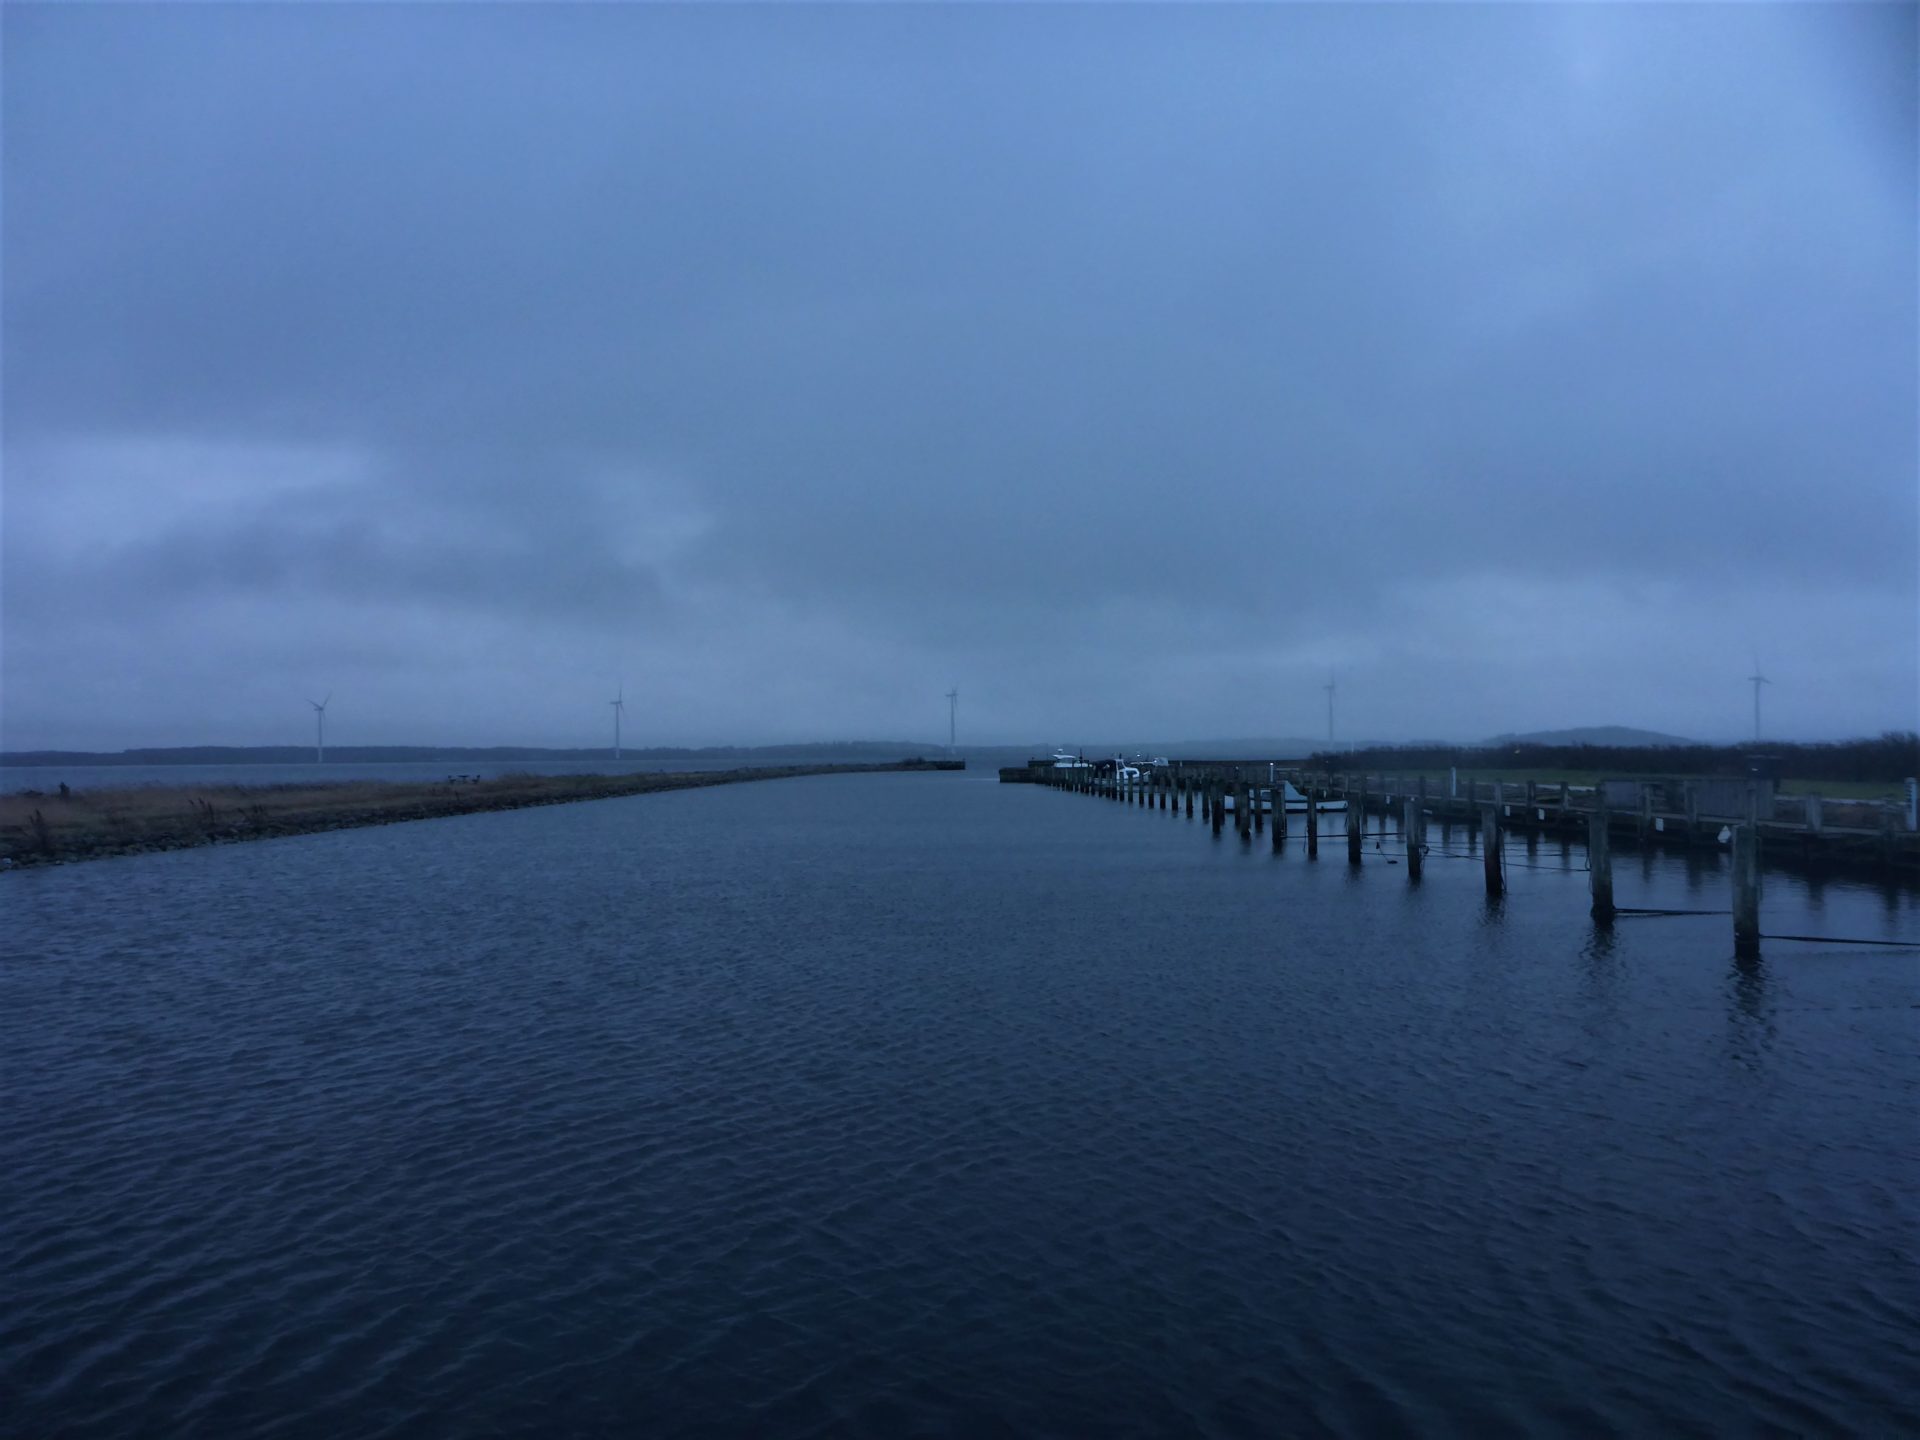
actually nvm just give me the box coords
[1758,933,1920,949]
[1613,906,1731,917]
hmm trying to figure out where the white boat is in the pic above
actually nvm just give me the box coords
[1222,783,1345,813]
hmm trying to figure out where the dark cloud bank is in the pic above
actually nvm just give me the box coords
[4,4,1914,750]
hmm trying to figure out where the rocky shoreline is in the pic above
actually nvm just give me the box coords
[0,762,947,870]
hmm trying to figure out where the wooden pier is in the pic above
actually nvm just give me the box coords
[1018,758,1920,955]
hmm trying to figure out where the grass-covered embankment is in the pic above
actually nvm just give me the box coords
[0,763,940,869]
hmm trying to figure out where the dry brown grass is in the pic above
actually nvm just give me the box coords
[0,764,918,867]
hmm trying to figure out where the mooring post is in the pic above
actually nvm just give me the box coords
[1253,780,1264,834]
[1211,780,1224,834]
[1732,823,1761,956]
[1186,776,1195,818]
[1639,784,1653,840]
[1272,779,1288,848]
[1589,791,1614,920]
[1405,796,1422,879]
[1805,792,1822,837]
[1480,804,1503,896]
[1306,786,1320,857]
[1346,790,1363,867]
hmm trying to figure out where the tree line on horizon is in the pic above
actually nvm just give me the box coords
[1307,732,1920,783]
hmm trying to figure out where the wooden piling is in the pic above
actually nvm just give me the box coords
[1732,823,1761,956]
[1273,781,1287,849]
[1306,787,1319,857]
[1588,799,1614,919]
[1405,797,1422,879]
[1346,792,1363,867]
[1186,778,1194,818]
[1480,805,1503,896]
[1211,780,1224,834]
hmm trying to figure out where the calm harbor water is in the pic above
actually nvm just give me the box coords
[4,771,1916,1437]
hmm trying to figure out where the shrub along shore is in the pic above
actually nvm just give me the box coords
[0,762,945,869]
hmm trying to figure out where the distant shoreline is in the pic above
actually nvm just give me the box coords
[0,761,957,870]
[0,743,956,768]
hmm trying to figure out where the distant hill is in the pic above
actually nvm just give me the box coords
[1483,726,1697,748]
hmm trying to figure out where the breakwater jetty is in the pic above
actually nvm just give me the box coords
[1020,759,1920,958]
[1,761,957,870]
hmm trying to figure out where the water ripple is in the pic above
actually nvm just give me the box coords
[4,775,1917,1436]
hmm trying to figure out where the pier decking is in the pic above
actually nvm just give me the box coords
[1017,758,1920,957]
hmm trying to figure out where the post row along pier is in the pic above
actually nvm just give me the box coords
[1007,759,1920,958]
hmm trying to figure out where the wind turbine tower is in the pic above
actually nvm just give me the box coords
[309,693,330,764]
[946,687,959,755]
[610,683,626,760]
[1748,660,1769,742]
[1324,672,1336,749]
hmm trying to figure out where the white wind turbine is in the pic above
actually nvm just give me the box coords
[1748,658,1770,742]
[309,692,331,764]
[610,682,626,759]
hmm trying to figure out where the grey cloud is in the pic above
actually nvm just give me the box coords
[2,3,1913,748]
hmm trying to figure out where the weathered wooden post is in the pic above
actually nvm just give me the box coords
[1405,797,1422,879]
[1638,784,1653,840]
[1589,788,1614,920]
[1805,792,1823,836]
[1306,787,1320,857]
[1272,780,1288,849]
[1211,779,1225,834]
[1683,782,1699,844]
[1185,776,1195,818]
[1346,790,1363,866]
[1253,780,1264,833]
[1732,823,1761,956]
[1480,804,1503,896]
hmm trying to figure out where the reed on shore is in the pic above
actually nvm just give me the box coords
[0,762,943,869]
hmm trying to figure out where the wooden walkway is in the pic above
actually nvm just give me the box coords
[1017,759,1920,957]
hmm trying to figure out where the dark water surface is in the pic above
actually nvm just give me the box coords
[5,773,1916,1437]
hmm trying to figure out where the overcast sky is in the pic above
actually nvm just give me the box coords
[4,3,1914,751]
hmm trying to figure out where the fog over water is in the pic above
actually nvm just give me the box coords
[4,5,1914,751]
